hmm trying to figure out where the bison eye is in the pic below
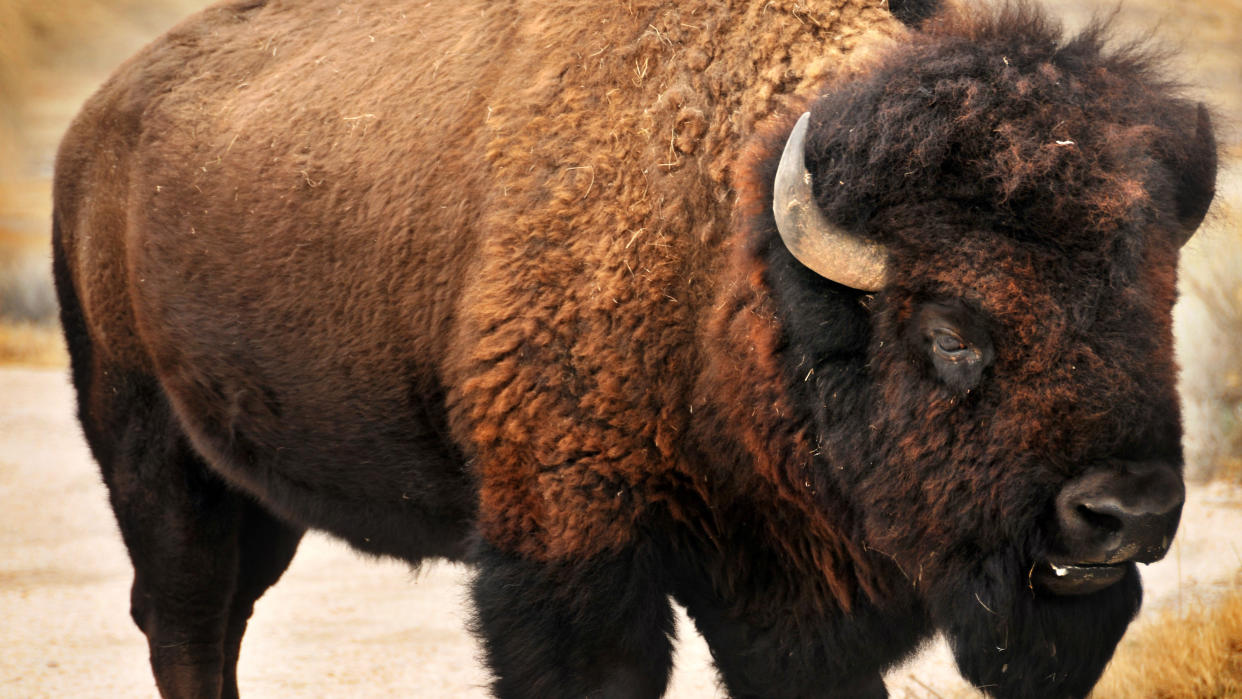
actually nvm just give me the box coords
[909,302,994,393]
[931,328,971,359]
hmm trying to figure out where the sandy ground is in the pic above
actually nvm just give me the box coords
[2,366,1240,698]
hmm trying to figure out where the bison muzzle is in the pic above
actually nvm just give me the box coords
[52,0,1215,697]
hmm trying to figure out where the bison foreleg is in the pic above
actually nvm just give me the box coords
[674,585,925,698]
[469,541,675,699]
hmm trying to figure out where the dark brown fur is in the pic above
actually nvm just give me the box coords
[53,0,1214,696]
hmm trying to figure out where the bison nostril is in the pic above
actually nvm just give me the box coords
[1075,503,1122,535]
[1054,463,1185,565]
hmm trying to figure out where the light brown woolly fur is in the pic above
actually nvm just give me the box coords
[54,0,909,571]
[441,0,910,561]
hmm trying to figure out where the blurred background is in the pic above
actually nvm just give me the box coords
[0,0,1239,696]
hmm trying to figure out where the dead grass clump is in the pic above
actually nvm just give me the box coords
[1091,579,1242,698]
[0,322,67,367]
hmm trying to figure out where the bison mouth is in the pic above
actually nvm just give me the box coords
[1030,560,1128,595]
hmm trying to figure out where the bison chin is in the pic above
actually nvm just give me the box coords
[927,553,1141,699]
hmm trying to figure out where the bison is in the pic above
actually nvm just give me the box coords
[53,0,1215,696]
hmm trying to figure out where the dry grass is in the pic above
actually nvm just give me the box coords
[1092,576,1242,698]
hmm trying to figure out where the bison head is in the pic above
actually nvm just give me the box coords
[760,6,1215,696]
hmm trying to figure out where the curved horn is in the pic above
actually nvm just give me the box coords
[772,112,889,291]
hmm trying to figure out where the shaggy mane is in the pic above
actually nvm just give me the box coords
[804,1,1213,255]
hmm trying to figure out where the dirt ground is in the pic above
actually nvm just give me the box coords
[2,367,1240,698]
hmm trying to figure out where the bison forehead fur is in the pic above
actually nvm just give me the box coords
[53,0,1215,697]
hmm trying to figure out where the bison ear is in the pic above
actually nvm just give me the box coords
[1171,103,1217,244]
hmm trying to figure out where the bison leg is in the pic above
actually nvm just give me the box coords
[83,373,301,699]
[470,542,675,698]
[679,608,890,698]
[56,238,304,698]
[86,373,302,699]
[220,504,303,699]
[94,381,241,699]
[673,579,927,699]
[68,368,282,698]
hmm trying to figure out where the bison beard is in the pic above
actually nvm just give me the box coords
[53,0,1214,697]
[930,557,1141,698]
